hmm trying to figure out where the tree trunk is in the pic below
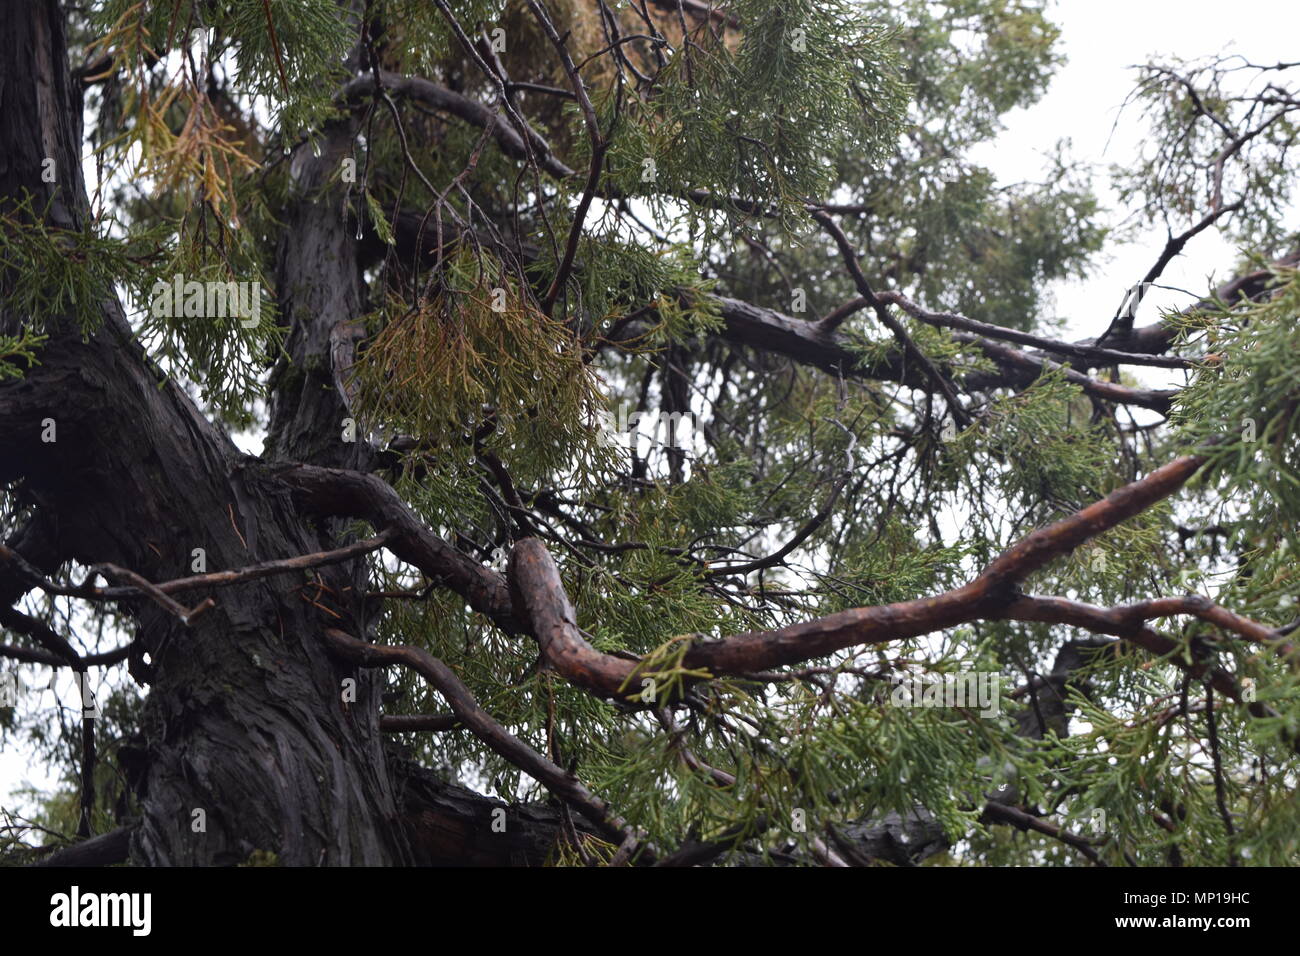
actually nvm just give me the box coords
[0,0,407,866]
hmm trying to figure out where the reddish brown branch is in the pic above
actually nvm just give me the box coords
[509,540,640,697]
[979,454,1206,589]
[259,0,291,100]
[505,452,1268,707]
[276,464,521,631]
[287,451,1278,722]
[89,564,213,625]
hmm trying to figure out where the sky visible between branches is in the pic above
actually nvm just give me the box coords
[969,0,1300,402]
[2,0,1298,816]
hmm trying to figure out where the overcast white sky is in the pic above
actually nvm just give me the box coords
[3,0,1297,822]
[969,0,1298,349]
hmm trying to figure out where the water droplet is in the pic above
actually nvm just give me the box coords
[283,144,291,156]
[312,141,321,157]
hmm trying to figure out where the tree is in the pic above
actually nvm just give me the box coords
[1,0,1298,868]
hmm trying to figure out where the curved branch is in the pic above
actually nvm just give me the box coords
[504,451,1263,705]
[276,463,521,631]
[288,446,1281,727]
[338,71,576,179]
[322,626,655,862]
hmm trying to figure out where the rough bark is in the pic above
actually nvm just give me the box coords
[1,2,1284,869]
[1,0,407,866]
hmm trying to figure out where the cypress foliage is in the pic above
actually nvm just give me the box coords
[2,1,1299,867]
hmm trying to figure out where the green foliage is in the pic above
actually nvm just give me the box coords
[9,0,1300,869]
[786,0,1102,332]
[352,245,608,482]
[90,0,352,144]
[602,0,908,234]
[131,222,284,421]
[0,196,150,337]
[817,518,968,614]
[945,368,1112,513]
[0,194,278,417]
[0,328,47,382]
[211,0,352,137]
[887,0,1063,139]
[1173,268,1300,537]
[532,224,721,337]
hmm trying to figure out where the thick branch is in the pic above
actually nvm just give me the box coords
[276,463,520,631]
[707,294,1174,412]
[30,826,133,867]
[505,452,1248,700]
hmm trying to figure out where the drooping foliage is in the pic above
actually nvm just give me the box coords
[4,1,1300,867]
